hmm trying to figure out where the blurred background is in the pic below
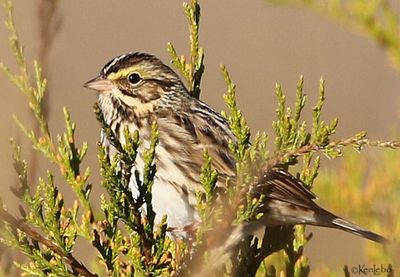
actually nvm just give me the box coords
[0,0,399,275]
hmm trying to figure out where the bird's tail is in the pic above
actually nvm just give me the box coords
[186,214,388,276]
[315,208,389,244]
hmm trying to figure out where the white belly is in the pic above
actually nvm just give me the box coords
[129,142,201,238]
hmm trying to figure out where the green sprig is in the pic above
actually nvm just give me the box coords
[168,0,204,98]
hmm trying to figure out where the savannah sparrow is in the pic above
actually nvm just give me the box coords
[84,52,386,244]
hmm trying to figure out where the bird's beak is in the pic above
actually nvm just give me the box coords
[83,75,114,92]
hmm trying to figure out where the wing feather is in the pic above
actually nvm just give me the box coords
[254,168,318,209]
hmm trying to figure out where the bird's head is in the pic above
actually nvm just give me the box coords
[84,52,187,108]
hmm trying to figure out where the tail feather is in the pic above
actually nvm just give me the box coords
[331,217,389,244]
[187,214,388,276]
[316,209,389,244]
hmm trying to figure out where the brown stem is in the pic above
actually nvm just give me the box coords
[0,207,98,277]
[263,136,400,172]
[29,0,62,184]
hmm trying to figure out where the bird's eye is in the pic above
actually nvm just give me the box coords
[127,73,142,85]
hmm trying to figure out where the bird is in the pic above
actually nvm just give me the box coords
[83,52,387,246]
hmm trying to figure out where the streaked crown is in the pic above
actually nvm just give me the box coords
[102,52,182,86]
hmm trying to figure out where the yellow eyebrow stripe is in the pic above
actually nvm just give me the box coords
[108,67,144,80]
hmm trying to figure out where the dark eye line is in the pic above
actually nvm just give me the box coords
[145,78,176,89]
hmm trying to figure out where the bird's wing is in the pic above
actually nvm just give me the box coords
[253,168,319,209]
[188,100,238,179]
[156,100,237,183]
